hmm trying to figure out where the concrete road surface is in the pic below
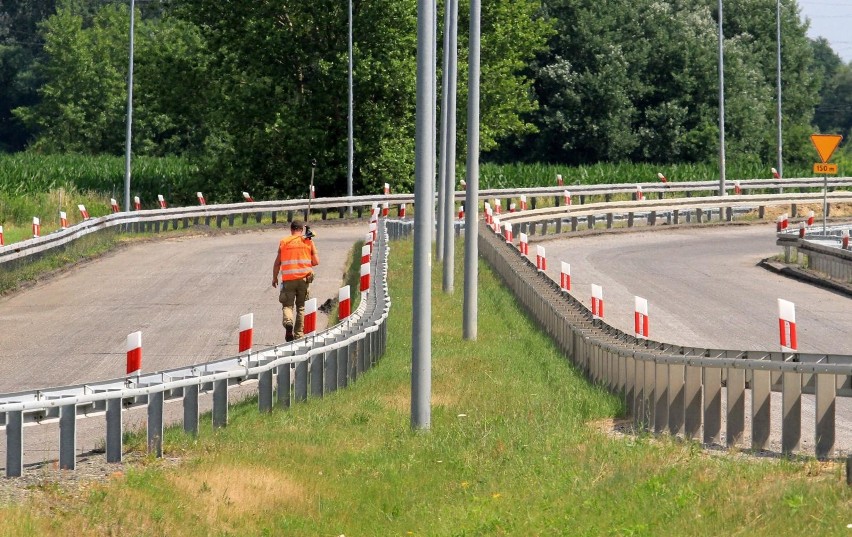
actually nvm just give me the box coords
[0,223,366,393]
[538,223,852,355]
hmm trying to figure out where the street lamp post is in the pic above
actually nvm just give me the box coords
[347,0,354,212]
[717,0,726,196]
[776,0,784,181]
[123,0,136,213]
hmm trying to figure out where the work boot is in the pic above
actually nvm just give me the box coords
[285,325,294,342]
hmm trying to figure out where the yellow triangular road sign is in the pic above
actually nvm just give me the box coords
[810,134,843,163]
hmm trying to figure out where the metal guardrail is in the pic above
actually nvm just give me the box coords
[0,217,412,478]
[3,176,850,266]
[478,214,852,459]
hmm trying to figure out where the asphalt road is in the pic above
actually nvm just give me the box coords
[537,223,852,355]
[0,223,366,393]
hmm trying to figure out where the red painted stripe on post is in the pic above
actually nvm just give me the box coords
[338,285,351,320]
[126,331,142,375]
[360,262,370,292]
[238,313,253,353]
[304,298,317,335]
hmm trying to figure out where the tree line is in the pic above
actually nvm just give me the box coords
[0,0,849,201]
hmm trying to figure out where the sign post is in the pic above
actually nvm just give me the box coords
[809,134,843,233]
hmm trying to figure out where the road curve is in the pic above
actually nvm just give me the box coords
[0,223,365,393]
[538,223,852,355]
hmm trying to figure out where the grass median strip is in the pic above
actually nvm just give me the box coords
[1,238,851,535]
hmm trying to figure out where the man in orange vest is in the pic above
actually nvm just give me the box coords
[272,220,320,341]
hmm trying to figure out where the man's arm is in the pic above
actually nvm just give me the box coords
[310,242,319,266]
[272,246,282,287]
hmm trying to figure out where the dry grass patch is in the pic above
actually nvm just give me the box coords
[169,463,314,521]
[382,387,459,413]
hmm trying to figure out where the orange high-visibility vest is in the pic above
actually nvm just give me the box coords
[279,235,314,281]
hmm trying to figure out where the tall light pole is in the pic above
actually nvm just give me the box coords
[412,0,435,430]
[717,0,726,196]
[463,0,480,340]
[123,0,136,213]
[437,0,451,262]
[441,0,458,293]
[347,0,354,210]
[776,0,783,180]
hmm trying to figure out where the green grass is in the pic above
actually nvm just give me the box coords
[479,161,827,189]
[2,237,851,536]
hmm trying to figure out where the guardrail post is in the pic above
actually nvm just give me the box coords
[684,365,702,440]
[148,391,164,458]
[781,371,802,454]
[324,349,337,394]
[606,213,613,229]
[228,214,235,227]
[216,215,223,228]
[668,363,685,436]
[571,217,578,232]
[725,207,733,222]
[310,353,323,398]
[587,215,595,230]
[5,410,23,477]
[815,373,835,459]
[703,367,722,444]
[673,210,679,225]
[106,398,122,463]
[338,341,349,388]
[696,208,704,223]
[357,337,366,375]
[271,211,278,224]
[726,367,745,447]
[627,213,634,228]
[184,384,199,436]
[654,361,668,434]
[751,369,771,450]
[212,379,228,428]
[59,403,77,470]
[277,364,292,409]
[758,206,765,219]
[258,368,273,413]
[295,359,308,402]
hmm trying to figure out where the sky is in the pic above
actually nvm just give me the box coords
[798,0,852,63]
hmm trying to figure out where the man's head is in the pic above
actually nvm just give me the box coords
[290,220,305,234]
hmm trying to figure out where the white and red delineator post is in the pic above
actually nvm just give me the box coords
[0,225,4,246]
[361,243,371,265]
[657,172,667,183]
[243,191,254,202]
[126,331,142,375]
[842,230,850,250]
[303,298,317,335]
[771,167,780,179]
[798,221,806,238]
[782,213,789,230]
[635,185,644,201]
[560,262,571,292]
[382,202,389,217]
[807,210,815,227]
[504,223,513,243]
[564,190,572,205]
[591,284,604,319]
[483,202,491,224]
[369,221,378,242]
[734,181,742,195]
[778,298,797,352]
[197,192,206,205]
[634,296,649,339]
[520,195,528,211]
[509,202,516,213]
[360,262,370,293]
[310,184,316,199]
[556,173,564,186]
[158,195,167,209]
[110,198,120,213]
[494,199,502,215]
[338,285,351,320]
[365,231,373,254]
[384,182,390,195]
[134,196,141,210]
[458,204,464,220]
[398,203,407,218]
[536,245,546,271]
[32,217,40,238]
[78,204,90,220]
[238,313,253,353]
[776,215,784,232]
[460,179,467,191]
[370,204,379,222]
[60,211,68,230]
[492,216,500,235]
[519,233,529,255]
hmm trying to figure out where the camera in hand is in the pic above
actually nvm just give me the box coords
[304,225,315,240]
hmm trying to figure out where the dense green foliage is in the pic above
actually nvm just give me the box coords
[1,0,851,199]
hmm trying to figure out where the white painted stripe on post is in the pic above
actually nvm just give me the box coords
[239,313,253,331]
[339,285,350,302]
[778,298,795,323]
